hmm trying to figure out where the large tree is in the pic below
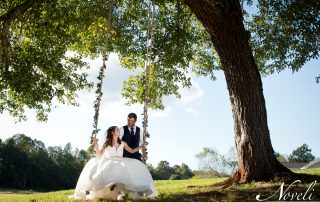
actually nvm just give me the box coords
[184,0,319,183]
[186,0,286,183]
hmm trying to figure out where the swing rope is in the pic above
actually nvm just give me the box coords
[90,0,154,164]
[142,0,155,163]
[91,0,114,144]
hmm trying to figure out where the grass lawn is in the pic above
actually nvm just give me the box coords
[1,168,319,201]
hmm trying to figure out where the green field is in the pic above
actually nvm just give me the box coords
[1,168,320,202]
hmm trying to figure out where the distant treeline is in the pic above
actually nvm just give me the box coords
[0,134,193,191]
[147,161,193,180]
[0,134,89,191]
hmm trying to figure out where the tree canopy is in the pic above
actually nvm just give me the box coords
[1,0,319,121]
[0,0,95,121]
[249,0,320,75]
[195,147,237,176]
[1,0,217,121]
[288,143,315,162]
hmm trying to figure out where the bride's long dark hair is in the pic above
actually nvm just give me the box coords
[105,126,121,147]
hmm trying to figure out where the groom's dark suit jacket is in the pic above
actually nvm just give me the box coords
[121,125,142,161]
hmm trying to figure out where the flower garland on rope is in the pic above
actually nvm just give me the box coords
[142,0,155,163]
[90,0,114,148]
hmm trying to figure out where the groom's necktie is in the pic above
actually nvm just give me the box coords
[130,127,135,146]
[130,126,134,136]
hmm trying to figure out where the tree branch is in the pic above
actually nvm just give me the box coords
[0,0,46,71]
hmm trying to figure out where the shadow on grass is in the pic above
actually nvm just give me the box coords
[1,171,320,202]
[0,188,38,195]
[147,174,320,202]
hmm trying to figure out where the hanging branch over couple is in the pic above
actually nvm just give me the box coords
[69,113,157,200]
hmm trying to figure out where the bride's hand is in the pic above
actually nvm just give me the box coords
[93,138,99,146]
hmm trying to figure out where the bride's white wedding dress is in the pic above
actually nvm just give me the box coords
[68,142,157,200]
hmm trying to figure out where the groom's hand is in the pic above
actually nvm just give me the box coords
[139,143,145,149]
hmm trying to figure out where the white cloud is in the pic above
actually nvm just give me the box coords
[157,77,205,116]
[177,78,205,104]
[185,107,198,114]
[99,98,143,125]
[149,107,172,118]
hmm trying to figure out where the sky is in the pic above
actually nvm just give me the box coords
[1,51,319,170]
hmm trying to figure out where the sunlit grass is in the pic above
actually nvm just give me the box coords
[1,169,319,201]
[295,168,320,175]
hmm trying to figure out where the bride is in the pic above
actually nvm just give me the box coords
[69,126,157,200]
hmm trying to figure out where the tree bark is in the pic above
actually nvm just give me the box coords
[184,0,291,183]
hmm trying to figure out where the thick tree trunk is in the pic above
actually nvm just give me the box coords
[185,0,291,183]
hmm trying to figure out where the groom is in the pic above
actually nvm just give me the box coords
[120,113,142,161]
